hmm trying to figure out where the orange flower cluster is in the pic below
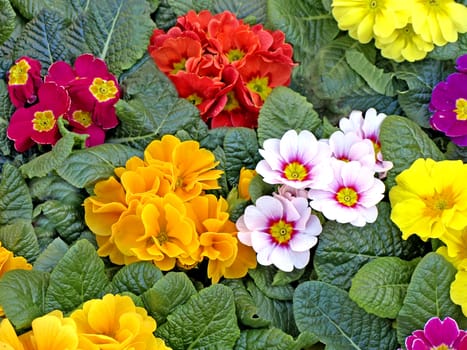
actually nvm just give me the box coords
[84,135,256,283]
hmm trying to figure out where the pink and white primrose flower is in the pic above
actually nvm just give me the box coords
[339,108,393,177]
[308,160,385,227]
[328,130,376,169]
[255,129,332,189]
[236,194,322,272]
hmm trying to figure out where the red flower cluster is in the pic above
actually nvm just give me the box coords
[6,54,120,152]
[148,10,295,128]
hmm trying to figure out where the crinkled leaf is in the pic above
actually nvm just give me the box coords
[314,202,429,290]
[9,0,89,21]
[222,279,270,328]
[0,0,16,45]
[257,86,321,146]
[56,144,141,188]
[113,59,208,149]
[167,0,213,15]
[247,280,298,336]
[248,265,294,300]
[29,174,84,206]
[0,163,33,225]
[234,328,304,350]
[33,237,69,272]
[272,267,305,286]
[156,284,240,350]
[0,270,49,330]
[396,253,467,345]
[142,271,197,325]
[45,239,110,312]
[380,115,445,189]
[111,261,163,295]
[213,0,267,23]
[349,257,418,319]
[248,174,275,203]
[0,219,40,262]
[0,80,14,155]
[294,281,397,349]
[223,128,261,187]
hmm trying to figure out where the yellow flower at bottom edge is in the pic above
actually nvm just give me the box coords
[389,158,467,241]
[70,294,170,350]
[0,318,24,350]
[451,269,467,317]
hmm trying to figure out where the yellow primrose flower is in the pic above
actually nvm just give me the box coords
[70,294,170,350]
[0,318,24,350]
[375,23,434,62]
[411,0,467,46]
[450,270,467,316]
[437,227,467,268]
[238,167,257,201]
[389,158,467,241]
[331,0,410,43]
[144,135,223,201]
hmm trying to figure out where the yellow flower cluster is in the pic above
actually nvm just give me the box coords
[0,294,170,350]
[84,135,256,283]
[331,0,467,62]
[389,158,467,315]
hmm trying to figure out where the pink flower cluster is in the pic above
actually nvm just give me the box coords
[148,10,295,128]
[6,54,120,151]
[236,108,393,271]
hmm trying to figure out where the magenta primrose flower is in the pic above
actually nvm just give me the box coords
[429,54,467,147]
[236,194,322,272]
[6,56,42,108]
[403,316,467,350]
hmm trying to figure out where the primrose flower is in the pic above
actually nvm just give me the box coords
[328,130,376,169]
[238,167,257,201]
[451,270,467,317]
[256,129,333,190]
[0,317,24,349]
[70,294,170,350]
[236,194,322,272]
[7,56,42,107]
[7,82,70,152]
[429,54,467,146]
[339,108,393,177]
[331,0,410,44]
[410,0,467,46]
[402,316,467,350]
[389,158,467,241]
[308,160,385,227]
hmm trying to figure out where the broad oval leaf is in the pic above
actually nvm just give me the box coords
[0,0,16,45]
[0,219,40,262]
[33,237,69,272]
[111,261,163,295]
[234,328,305,350]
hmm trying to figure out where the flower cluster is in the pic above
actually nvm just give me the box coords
[6,54,120,151]
[389,158,467,315]
[331,0,467,62]
[0,294,170,350]
[84,134,256,283]
[148,10,295,128]
[430,54,467,147]
[236,108,391,271]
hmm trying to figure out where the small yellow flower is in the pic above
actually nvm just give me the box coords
[450,270,467,316]
[389,158,467,241]
[238,167,257,201]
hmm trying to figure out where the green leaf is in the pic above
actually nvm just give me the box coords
[20,132,77,178]
[141,272,197,325]
[349,257,418,319]
[213,0,267,23]
[294,281,398,349]
[113,59,208,149]
[222,279,270,328]
[248,265,294,300]
[0,270,49,330]
[272,267,305,286]
[345,49,396,96]
[234,328,301,350]
[396,253,467,345]
[56,144,142,188]
[167,0,213,16]
[0,163,33,225]
[9,0,89,21]
[33,237,69,272]
[0,219,40,262]
[223,128,261,187]
[0,80,14,155]
[314,202,429,290]
[257,86,321,145]
[0,0,16,45]
[248,174,275,203]
[29,174,84,206]
[45,239,110,312]
[380,115,445,188]
[156,284,240,350]
[111,261,163,295]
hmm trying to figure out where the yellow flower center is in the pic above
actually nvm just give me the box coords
[284,162,308,181]
[431,345,450,350]
[423,189,455,217]
[369,0,378,9]
[171,58,186,74]
[270,220,293,244]
[224,91,240,111]
[227,49,245,63]
[187,93,203,106]
[8,59,31,85]
[336,187,359,207]
[156,231,168,245]
[454,98,467,121]
[89,78,118,102]
[32,110,56,132]
[246,76,272,101]
[72,110,92,127]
